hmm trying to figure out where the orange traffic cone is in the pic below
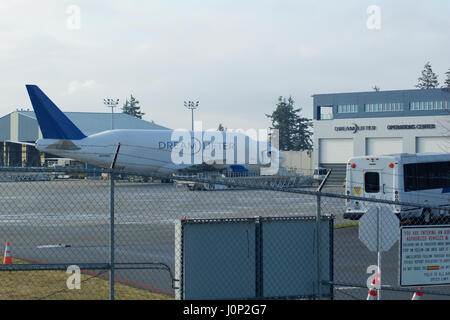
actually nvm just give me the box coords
[367,279,378,300]
[3,240,12,264]
[412,287,424,300]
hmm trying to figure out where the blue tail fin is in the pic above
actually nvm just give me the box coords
[26,85,86,140]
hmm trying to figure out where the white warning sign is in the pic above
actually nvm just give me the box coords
[400,226,450,287]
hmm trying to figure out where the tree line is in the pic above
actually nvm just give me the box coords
[415,62,450,89]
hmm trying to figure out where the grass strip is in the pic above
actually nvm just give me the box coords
[0,256,172,300]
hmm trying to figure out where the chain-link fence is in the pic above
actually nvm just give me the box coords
[0,167,449,300]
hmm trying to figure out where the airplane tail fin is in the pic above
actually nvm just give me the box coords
[25,85,86,140]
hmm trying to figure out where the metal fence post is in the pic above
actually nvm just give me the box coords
[316,194,321,299]
[254,216,263,298]
[110,171,115,300]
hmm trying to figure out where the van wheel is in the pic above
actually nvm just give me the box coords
[419,208,431,225]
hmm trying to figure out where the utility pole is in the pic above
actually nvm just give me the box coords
[104,99,120,130]
[184,101,199,131]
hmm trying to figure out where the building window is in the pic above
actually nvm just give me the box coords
[319,106,333,120]
[337,104,358,113]
[410,101,448,111]
[364,102,404,112]
[404,162,450,192]
[365,172,380,193]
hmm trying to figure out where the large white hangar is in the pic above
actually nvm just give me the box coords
[0,109,169,167]
[312,88,450,181]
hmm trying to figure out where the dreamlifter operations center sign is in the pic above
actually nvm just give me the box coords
[400,226,450,287]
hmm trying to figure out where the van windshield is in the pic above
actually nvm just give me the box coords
[365,172,380,193]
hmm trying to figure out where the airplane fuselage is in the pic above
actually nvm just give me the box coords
[24,85,284,175]
[36,129,281,174]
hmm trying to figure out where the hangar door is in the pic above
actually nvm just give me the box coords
[366,137,403,156]
[416,137,449,153]
[319,138,353,164]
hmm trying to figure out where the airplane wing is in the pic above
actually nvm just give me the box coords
[6,140,36,147]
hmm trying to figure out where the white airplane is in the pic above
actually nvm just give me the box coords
[21,85,284,175]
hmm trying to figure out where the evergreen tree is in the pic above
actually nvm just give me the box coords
[122,95,145,119]
[416,62,439,89]
[266,96,312,151]
[444,68,450,88]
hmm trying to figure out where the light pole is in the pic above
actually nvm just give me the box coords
[184,101,199,131]
[104,99,120,130]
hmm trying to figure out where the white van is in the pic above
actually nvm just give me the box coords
[344,153,450,224]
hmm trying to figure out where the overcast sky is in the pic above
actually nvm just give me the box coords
[0,0,449,131]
